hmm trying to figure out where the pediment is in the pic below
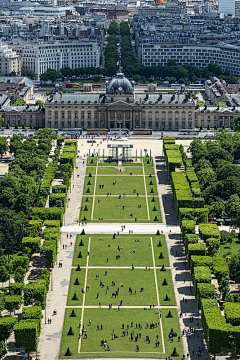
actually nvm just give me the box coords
[107,100,133,109]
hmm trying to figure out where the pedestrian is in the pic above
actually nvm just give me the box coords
[89,319,91,326]
[106,258,108,263]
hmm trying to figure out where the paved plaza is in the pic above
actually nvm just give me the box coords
[37,137,208,360]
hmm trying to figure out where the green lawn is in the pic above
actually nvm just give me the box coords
[93,196,149,222]
[144,167,155,175]
[219,239,240,256]
[95,176,145,196]
[85,167,96,175]
[88,235,153,267]
[145,176,158,196]
[60,308,182,359]
[153,235,170,267]
[67,268,86,306]
[79,197,93,222]
[97,167,143,175]
[157,270,176,306]
[72,234,89,266]
[85,268,157,306]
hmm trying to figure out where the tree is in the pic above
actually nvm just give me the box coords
[233,115,240,132]
[0,266,8,285]
[10,134,22,156]
[35,100,45,108]
[0,137,8,159]
[0,340,6,358]
[12,98,26,106]
[40,69,59,83]
[216,101,227,107]
[0,115,4,127]
[9,71,16,77]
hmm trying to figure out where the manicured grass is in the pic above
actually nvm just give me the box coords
[153,235,170,267]
[59,308,82,358]
[145,176,158,196]
[144,167,155,175]
[157,270,176,306]
[219,239,240,256]
[83,177,95,195]
[97,167,143,175]
[67,268,86,306]
[148,197,162,222]
[88,235,153,267]
[72,235,89,266]
[85,268,157,306]
[79,197,93,222]
[93,196,149,222]
[87,158,97,166]
[85,167,96,175]
[95,176,145,196]
[161,308,182,359]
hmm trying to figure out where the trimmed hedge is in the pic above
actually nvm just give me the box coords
[186,169,198,183]
[192,197,205,208]
[52,185,67,194]
[24,281,47,309]
[39,162,58,198]
[44,220,60,228]
[165,149,182,173]
[193,266,212,293]
[40,240,57,269]
[22,237,41,254]
[224,302,240,326]
[28,220,42,237]
[0,316,18,341]
[199,224,220,241]
[42,228,60,242]
[49,193,67,209]
[197,283,216,308]
[181,220,195,239]
[4,295,22,313]
[179,208,208,224]
[190,255,213,274]
[32,207,63,225]
[188,243,206,262]
[212,256,230,282]
[60,152,75,166]
[14,319,39,353]
[8,283,24,296]
[22,305,43,331]
[205,237,220,256]
[184,234,198,252]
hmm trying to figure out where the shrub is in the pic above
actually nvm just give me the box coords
[0,316,18,341]
[181,220,195,239]
[192,197,205,208]
[28,220,42,237]
[184,234,198,252]
[24,281,46,309]
[52,185,67,194]
[205,237,220,256]
[44,220,60,228]
[70,310,76,317]
[197,283,216,308]
[224,302,240,326]
[8,283,24,296]
[212,256,230,282]
[22,237,41,254]
[186,169,198,183]
[0,340,6,358]
[199,223,220,241]
[32,207,64,225]
[179,208,209,224]
[190,255,213,274]
[14,319,39,352]
[193,266,212,293]
[4,295,22,313]
[188,243,206,262]
[40,241,57,269]
[165,149,182,173]
[49,193,67,209]
[22,306,42,330]
[67,326,74,335]
[40,269,50,290]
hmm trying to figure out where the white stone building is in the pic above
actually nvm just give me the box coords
[0,41,21,76]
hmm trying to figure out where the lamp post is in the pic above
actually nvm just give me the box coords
[45,293,47,324]
[50,267,53,291]
[36,336,38,360]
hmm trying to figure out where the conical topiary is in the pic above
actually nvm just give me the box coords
[162,278,168,285]
[86,188,90,193]
[149,180,153,185]
[156,230,160,235]
[87,180,91,185]
[167,310,173,318]
[150,188,154,193]
[85,197,89,202]
[83,216,87,221]
[153,206,157,211]
[160,264,166,271]
[172,347,179,356]
[79,239,84,246]
[158,240,162,247]
[72,293,78,300]
[149,174,152,178]
[81,229,85,235]
[76,264,81,271]
[84,205,88,211]
[65,347,72,356]
[159,252,164,259]
[147,159,150,164]
[74,278,80,285]
[70,309,76,317]
[90,159,93,164]
[154,216,158,221]
[151,196,156,202]
[78,251,82,258]
[164,294,170,301]
[67,326,74,335]
[88,173,92,177]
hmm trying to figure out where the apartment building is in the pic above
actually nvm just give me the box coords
[0,41,21,76]
[20,40,100,78]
